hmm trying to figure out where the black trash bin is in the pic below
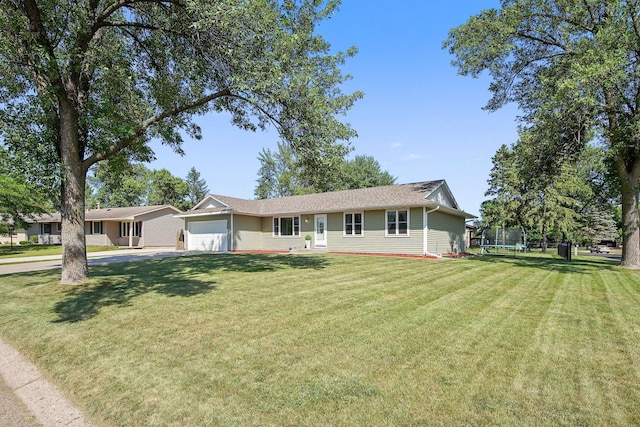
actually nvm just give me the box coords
[558,241,572,261]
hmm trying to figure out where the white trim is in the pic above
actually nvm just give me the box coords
[385,209,410,237]
[175,210,232,218]
[343,211,364,237]
[230,214,234,251]
[191,195,230,210]
[272,216,300,237]
[314,214,328,247]
[423,206,442,257]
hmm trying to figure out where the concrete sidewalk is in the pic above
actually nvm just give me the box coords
[0,247,180,265]
[0,338,94,426]
[0,248,188,275]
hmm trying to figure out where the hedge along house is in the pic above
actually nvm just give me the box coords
[29,205,184,247]
[177,180,475,256]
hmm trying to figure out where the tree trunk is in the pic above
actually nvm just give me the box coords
[619,182,640,268]
[541,201,548,253]
[59,101,88,284]
[616,151,640,268]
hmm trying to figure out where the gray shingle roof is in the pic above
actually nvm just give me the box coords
[35,205,180,222]
[180,180,474,218]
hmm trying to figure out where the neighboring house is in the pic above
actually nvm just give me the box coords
[177,180,475,256]
[0,228,27,245]
[466,224,480,248]
[28,205,183,247]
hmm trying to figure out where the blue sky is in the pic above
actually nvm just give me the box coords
[148,1,519,217]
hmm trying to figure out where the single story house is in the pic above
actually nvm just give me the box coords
[28,205,184,247]
[0,227,27,245]
[177,180,475,256]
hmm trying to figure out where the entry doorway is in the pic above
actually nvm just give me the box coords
[314,214,327,248]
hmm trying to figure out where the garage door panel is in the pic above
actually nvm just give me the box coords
[188,220,228,251]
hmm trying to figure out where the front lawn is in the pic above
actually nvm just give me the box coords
[0,253,639,425]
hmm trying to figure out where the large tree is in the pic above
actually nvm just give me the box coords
[148,168,190,210]
[481,138,617,250]
[185,167,209,207]
[445,1,640,267]
[255,142,396,199]
[86,161,151,209]
[1,0,361,283]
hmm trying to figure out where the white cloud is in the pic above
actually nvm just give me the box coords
[401,153,423,161]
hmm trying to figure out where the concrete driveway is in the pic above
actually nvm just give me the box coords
[0,248,189,275]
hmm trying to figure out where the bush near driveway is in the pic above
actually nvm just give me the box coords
[0,252,639,426]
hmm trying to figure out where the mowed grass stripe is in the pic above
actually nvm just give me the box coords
[0,253,639,426]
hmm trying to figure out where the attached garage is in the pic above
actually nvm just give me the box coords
[187,220,228,251]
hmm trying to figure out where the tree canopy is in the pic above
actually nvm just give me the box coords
[1,0,361,283]
[186,167,209,206]
[0,148,52,232]
[87,162,208,211]
[480,141,617,250]
[445,0,640,266]
[255,142,396,199]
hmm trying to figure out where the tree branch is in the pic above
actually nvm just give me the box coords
[84,88,232,169]
[21,0,65,99]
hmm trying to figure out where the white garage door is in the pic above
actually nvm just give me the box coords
[188,220,228,251]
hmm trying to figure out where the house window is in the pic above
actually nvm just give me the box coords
[273,217,300,236]
[344,212,363,236]
[120,222,141,237]
[41,223,51,234]
[386,210,409,236]
[90,221,103,234]
[56,223,62,232]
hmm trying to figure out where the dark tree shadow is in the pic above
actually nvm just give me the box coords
[51,253,329,323]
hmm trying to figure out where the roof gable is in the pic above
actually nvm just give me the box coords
[192,195,229,210]
[423,181,459,209]
[34,205,181,222]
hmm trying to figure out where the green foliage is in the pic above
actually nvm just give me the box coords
[87,161,151,209]
[255,143,307,199]
[185,167,209,207]
[445,0,640,265]
[0,0,361,281]
[255,143,396,198]
[481,141,617,249]
[0,148,52,229]
[87,161,199,210]
[481,145,523,228]
[148,169,190,210]
[338,155,397,190]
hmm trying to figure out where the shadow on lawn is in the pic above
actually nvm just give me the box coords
[52,253,328,323]
[468,252,618,274]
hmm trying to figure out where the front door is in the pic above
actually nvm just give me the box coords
[315,214,327,248]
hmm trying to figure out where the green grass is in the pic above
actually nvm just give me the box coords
[0,244,122,259]
[1,252,639,426]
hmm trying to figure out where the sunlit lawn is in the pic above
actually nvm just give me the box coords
[0,252,639,426]
[0,244,122,259]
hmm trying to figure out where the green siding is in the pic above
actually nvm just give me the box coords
[328,208,423,255]
[233,215,262,250]
[261,216,311,251]
[427,210,465,255]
